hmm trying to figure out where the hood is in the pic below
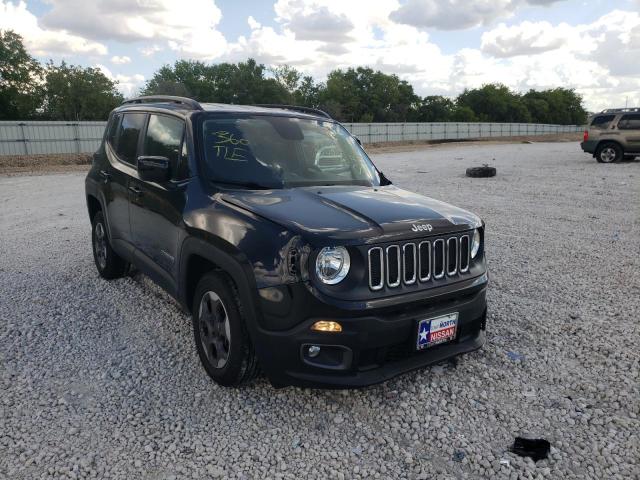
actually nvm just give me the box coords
[219,185,481,245]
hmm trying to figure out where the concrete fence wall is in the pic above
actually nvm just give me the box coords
[0,120,583,156]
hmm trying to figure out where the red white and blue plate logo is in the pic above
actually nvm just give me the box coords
[417,313,459,350]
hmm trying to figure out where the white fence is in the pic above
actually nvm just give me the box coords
[342,122,583,143]
[0,120,583,156]
[0,121,106,155]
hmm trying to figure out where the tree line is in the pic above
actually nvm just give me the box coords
[1,30,587,124]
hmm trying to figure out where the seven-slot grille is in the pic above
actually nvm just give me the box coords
[368,234,471,291]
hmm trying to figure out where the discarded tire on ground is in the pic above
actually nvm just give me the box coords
[466,166,496,178]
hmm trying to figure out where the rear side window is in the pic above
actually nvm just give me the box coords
[591,115,616,128]
[590,115,615,129]
[143,114,185,175]
[116,113,146,164]
[618,114,640,130]
[106,114,120,147]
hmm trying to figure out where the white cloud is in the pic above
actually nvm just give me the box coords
[389,0,565,31]
[225,0,452,85]
[473,11,640,110]
[5,0,637,112]
[221,1,639,112]
[481,21,574,57]
[0,0,107,56]
[585,11,640,77]
[97,64,145,98]
[110,55,131,64]
[140,45,162,57]
[277,4,355,42]
[41,0,227,59]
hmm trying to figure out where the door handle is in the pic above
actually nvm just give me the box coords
[129,185,143,195]
[99,170,111,183]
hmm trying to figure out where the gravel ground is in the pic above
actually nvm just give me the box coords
[1,142,638,479]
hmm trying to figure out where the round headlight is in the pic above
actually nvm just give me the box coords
[315,246,350,284]
[471,228,481,258]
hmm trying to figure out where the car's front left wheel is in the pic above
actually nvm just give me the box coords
[91,210,128,279]
[192,272,259,387]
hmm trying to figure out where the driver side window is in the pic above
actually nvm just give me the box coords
[143,114,186,179]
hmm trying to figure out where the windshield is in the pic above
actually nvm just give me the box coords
[200,115,380,189]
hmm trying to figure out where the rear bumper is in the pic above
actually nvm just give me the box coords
[581,140,597,154]
[253,278,488,388]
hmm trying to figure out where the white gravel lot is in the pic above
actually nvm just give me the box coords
[1,142,638,480]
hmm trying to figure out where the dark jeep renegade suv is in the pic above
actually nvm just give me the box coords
[85,96,488,388]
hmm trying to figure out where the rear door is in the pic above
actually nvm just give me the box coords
[129,113,189,289]
[104,112,146,251]
[617,114,640,152]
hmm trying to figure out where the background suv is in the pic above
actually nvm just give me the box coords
[581,108,640,163]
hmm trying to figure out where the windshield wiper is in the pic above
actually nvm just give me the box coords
[212,180,275,190]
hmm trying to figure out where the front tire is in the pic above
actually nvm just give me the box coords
[595,142,622,163]
[192,272,259,387]
[91,210,128,279]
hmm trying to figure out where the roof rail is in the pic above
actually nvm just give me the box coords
[255,104,332,119]
[600,107,640,113]
[122,95,203,110]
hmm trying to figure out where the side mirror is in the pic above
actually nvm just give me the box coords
[137,156,170,183]
[379,171,392,185]
[354,136,362,145]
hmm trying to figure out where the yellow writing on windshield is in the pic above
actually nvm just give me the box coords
[213,145,247,161]
[212,130,249,161]
[214,130,249,145]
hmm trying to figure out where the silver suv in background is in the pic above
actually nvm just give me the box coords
[581,108,640,163]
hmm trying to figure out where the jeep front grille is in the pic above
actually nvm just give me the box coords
[368,247,384,290]
[386,245,401,287]
[459,235,470,272]
[367,234,471,290]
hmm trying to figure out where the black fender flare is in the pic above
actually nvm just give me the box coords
[177,234,264,340]
[177,235,277,369]
[85,179,112,238]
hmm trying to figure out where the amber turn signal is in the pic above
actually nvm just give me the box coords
[310,320,343,333]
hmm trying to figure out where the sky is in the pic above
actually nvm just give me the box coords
[1,0,639,111]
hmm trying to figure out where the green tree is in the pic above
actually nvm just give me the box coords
[522,94,551,124]
[294,75,322,107]
[523,88,587,125]
[0,30,42,120]
[320,67,418,122]
[142,60,214,100]
[270,65,301,97]
[450,105,478,122]
[415,96,455,122]
[42,62,123,120]
[142,58,290,105]
[142,60,588,125]
[457,84,531,123]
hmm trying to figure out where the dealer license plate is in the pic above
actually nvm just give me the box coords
[416,313,458,350]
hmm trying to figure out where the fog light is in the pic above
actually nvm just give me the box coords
[308,345,321,358]
[310,320,343,333]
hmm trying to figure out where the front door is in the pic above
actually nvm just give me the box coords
[129,113,188,288]
[618,113,640,152]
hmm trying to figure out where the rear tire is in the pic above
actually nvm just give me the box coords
[192,272,259,387]
[595,142,622,163]
[91,210,128,279]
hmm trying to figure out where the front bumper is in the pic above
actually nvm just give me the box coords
[253,277,487,388]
